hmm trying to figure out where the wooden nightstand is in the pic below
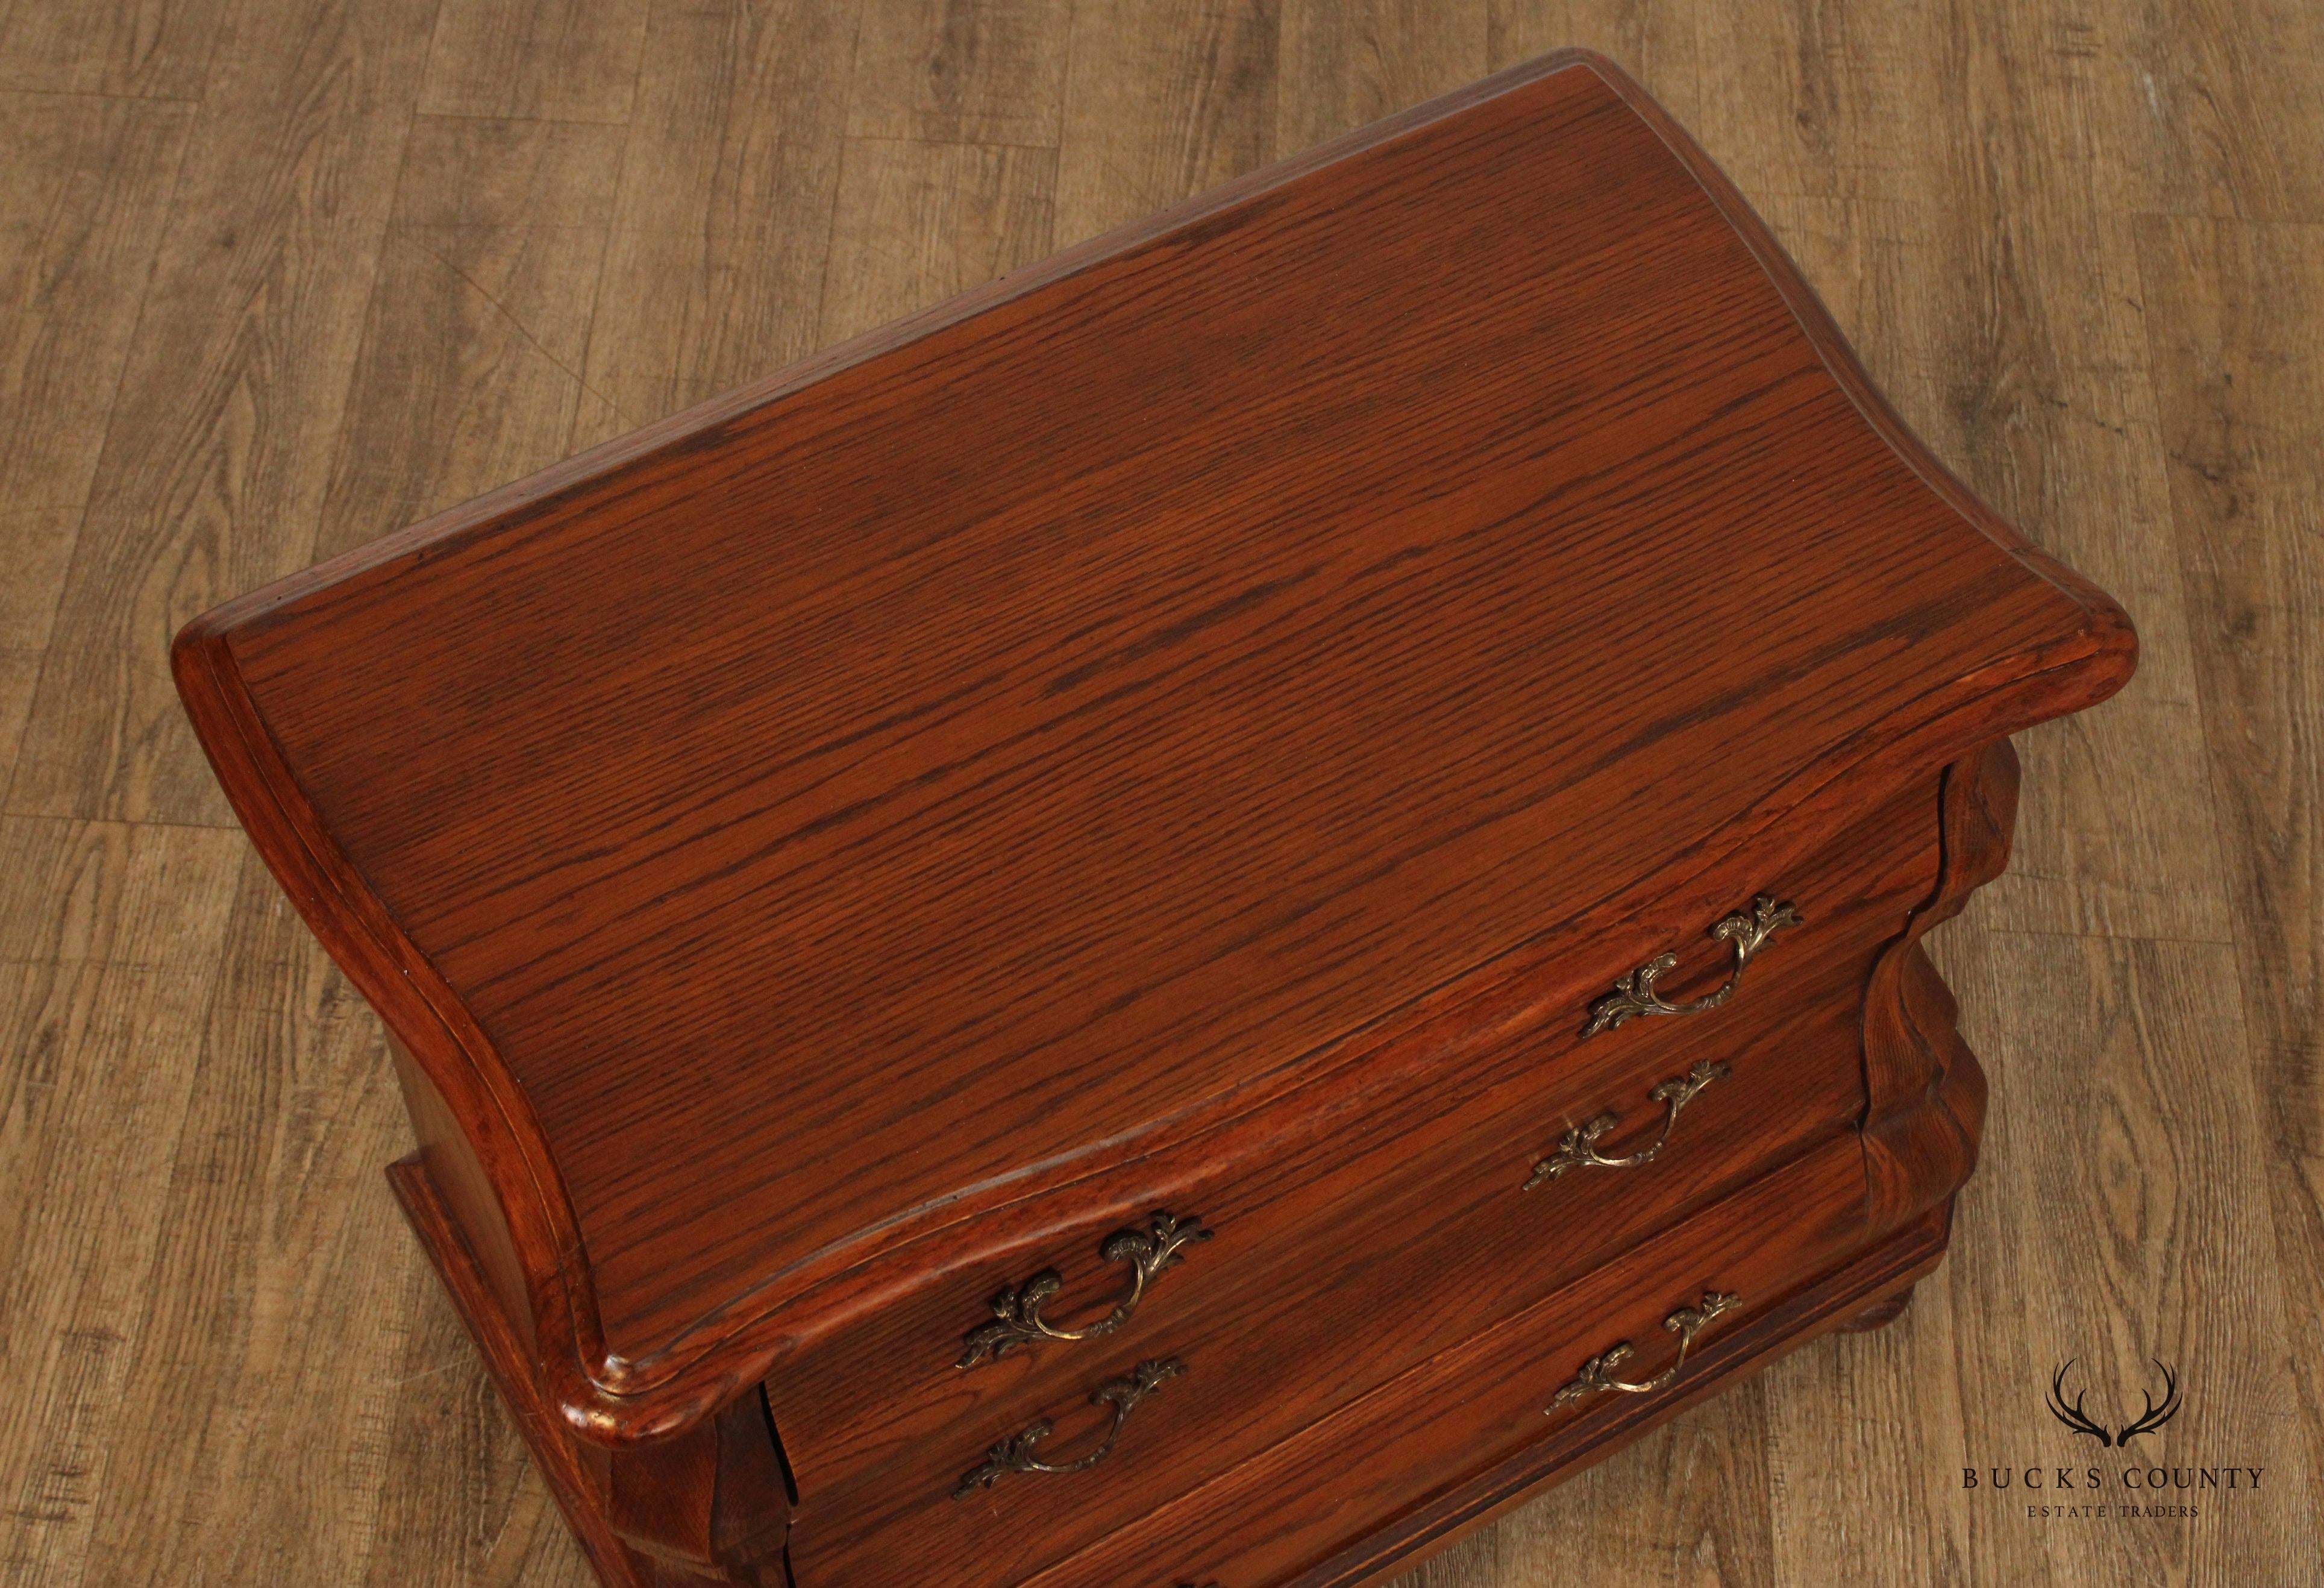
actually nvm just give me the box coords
[173,48,2132,1588]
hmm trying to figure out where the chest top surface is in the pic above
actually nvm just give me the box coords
[177,53,2129,1405]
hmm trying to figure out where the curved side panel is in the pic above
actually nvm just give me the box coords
[169,621,633,1434]
[1856,739,2019,1235]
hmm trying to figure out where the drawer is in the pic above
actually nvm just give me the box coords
[784,970,1874,1586]
[775,778,1941,1586]
[1024,1131,1892,1588]
[797,1130,1881,1588]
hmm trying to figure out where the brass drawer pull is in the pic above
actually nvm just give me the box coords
[958,1211,1211,1369]
[1551,1290,1737,1407]
[1580,896,1800,1037]
[952,1358,1185,1499]
[1524,1059,1729,1190]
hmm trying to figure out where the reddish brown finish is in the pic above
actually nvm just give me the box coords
[801,1065,1888,1586]
[775,771,1939,1563]
[1833,1287,1917,1334]
[172,45,2132,1588]
[1012,1135,1916,1588]
[387,1155,651,1588]
[395,1153,791,1587]
[606,1395,789,1581]
[1295,1206,1958,1588]
[1858,739,2020,1241]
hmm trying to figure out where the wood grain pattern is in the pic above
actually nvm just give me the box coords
[2118,0,2324,223]
[1855,743,2011,1244]
[1913,2,2232,948]
[2135,210,2324,1537]
[1051,0,1276,244]
[362,1249,604,1588]
[569,0,857,450]
[174,60,2128,1448]
[1275,0,1485,150]
[416,0,651,125]
[1010,1140,1932,1587]
[1487,1,1698,125]
[71,858,413,1587]
[390,1154,657,1588]
[4,2,2319,1586]
[0,90,190,795]
[1705,0,2231,949]
[847,0,1073,148]
[0,818,246,1584]
[1912,927,2316,1587]
[0,0,226,99]
[5,0,438,826]
[818,137,1055,344]
[779,781,1937,1585]
[315,115,625,564]
[775,776,1937,1496]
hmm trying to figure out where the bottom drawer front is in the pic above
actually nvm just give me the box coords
[785,1132,1875,1588]
[1023,1132,1883,1588]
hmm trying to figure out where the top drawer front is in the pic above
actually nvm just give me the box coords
[769,776,1941,1572]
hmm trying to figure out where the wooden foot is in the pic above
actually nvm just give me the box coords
[1834,1285,1914,1334]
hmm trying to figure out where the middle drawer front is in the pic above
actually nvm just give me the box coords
[772,784,1939,1586]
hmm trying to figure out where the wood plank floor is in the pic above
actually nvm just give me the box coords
[1,2,2317,1584]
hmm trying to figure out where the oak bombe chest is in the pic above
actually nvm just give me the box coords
[175,49,2132,1588]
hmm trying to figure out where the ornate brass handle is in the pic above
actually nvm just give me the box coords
[957,1211,1211,1368]
[1551,1290,1738,1407]
[952,1359,1185,1499]
[1580,896,1800,1037]
[1523,1059,1729,1190]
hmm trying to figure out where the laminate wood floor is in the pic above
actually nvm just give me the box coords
[2,2,2317,1584]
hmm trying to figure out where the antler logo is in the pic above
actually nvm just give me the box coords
[2046,1357,2182,1448]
